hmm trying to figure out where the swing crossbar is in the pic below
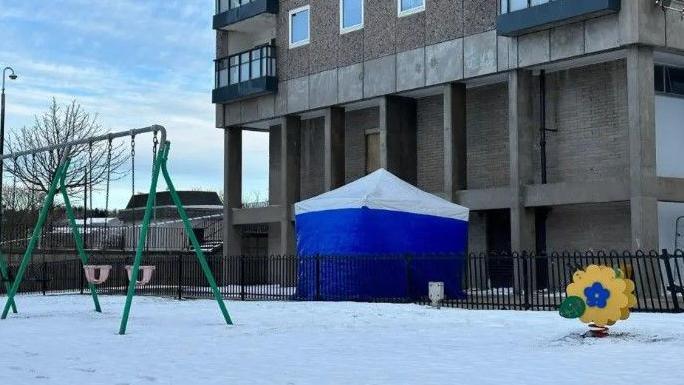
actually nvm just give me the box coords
[0,125,166,160]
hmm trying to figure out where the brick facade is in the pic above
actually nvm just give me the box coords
[534,60,629,184]
[467,83,510,189]
[416,95,445,194]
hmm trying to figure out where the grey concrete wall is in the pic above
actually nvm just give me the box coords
[269,125,282,204]
[535,60,629,184]
[468,211,487,253]
[466,83,510,189]
[299,117,325,199]
[545,202,631,252]
[344,107,378,183]
[416,95,444,194]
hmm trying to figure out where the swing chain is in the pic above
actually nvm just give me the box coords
[130,134,136,197]
[105,138,112,216]
[10,158,17,212]
[152,130,158,160]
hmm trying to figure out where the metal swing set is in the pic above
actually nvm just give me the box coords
[0,125,233,335]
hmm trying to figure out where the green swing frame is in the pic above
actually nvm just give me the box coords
[0,126,233,335]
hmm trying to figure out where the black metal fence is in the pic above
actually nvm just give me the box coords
[2,250,684,313]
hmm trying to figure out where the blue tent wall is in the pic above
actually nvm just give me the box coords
[295,207,467,300]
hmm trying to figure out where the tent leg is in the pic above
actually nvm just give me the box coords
[59,159,101,313]
[159,141,233,326]
[0,253,17,313]
[118,143,165,335]
[1,162,66,319]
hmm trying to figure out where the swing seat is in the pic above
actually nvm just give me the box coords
[83,265,112,285]
[124,265,156,286]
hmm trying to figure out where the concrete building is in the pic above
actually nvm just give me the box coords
[213,0,684,256]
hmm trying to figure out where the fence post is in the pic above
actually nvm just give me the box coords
[177,252,183,300]
[42,260,48,296]
[405,254,412,302]
[315,256,321,301]
[79,260,84,295]
[662,249,681,312]
[522,252,530,310]
[240,255,245,301]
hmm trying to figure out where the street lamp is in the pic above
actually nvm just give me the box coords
[1,67,18,237]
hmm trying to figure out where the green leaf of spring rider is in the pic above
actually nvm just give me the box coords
[559,296,586,319]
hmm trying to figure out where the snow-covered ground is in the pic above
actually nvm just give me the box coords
[0,295,683,385]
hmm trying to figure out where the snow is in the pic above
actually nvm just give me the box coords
[1,295,683,385]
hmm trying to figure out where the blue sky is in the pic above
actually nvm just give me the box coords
[0,0,268,208]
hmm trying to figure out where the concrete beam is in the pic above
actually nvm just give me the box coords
[453,187,512,211]
[324,107,345,191]
[657,177,684,203]
[223,127,242,257]
[279,115,301,255]
[508,69,536,252]
[379,96,417,185]
[524,179,630,207]
[627,46,658,252]
[443,83,467,201]
[232,205,283,225]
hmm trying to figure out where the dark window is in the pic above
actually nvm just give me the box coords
[655,65,684,97]
[655,65,665,93]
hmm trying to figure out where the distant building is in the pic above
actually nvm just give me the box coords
[118,191,223,223]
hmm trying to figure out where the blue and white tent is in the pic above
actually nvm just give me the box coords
[294,169,469,300]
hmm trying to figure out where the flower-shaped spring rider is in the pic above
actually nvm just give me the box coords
[559,265,637,337]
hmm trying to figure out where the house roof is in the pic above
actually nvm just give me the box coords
[125,191,222,209]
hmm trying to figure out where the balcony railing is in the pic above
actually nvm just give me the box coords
[500,0,554,14]
[213,0,278,30]
[213,44,277,104]
[497,0,621,37]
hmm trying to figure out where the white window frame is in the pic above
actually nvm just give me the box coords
[397,0,425,17]
[289,5,311,49]
[340,0,364,34]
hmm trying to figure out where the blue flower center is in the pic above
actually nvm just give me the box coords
[584,282,610,309]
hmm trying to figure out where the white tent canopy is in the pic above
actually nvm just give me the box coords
[295,169,469,221]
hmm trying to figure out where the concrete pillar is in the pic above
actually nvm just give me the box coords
[627,46,661,298]
[508,70,536,253]
[379,96,417,184]
[223,126,242,258]
[627,46,658,252]
[279,115,301,255]
[324,107,345,191]
[443,83,467,201]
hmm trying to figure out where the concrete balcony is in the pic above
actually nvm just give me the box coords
[497,0,621,37]
[213,44,277,104]
[213,0,278,31]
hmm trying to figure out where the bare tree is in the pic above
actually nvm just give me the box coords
[4,98,128,195]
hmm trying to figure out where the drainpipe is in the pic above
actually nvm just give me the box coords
[536,70,554,256]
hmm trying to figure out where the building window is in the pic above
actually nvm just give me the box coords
[216,0,256,14]
[398,0,425,17]
[501,0,551,14]
[340,0,363,33]
[655,65,684,97]
[289,5,310,48]
[365,130,380,174]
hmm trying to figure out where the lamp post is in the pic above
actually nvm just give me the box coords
[1,67,18,239]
